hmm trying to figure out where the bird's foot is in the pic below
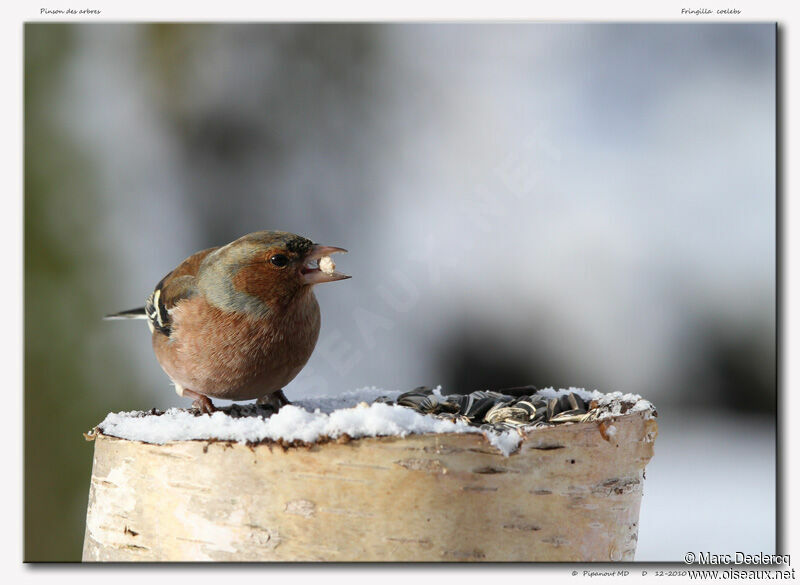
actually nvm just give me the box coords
[256,389,291,412]
[275,389,291,407]
[183,388,217,414]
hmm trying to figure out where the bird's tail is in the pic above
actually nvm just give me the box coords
[104,307,148,320]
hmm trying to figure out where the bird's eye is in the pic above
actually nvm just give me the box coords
[269,254,290,268]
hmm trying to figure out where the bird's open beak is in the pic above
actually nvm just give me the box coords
[300,245,351,285]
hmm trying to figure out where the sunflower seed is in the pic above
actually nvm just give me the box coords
[546,398,559,421]
[485,405,530,425]
[390,387,607,432]
[465,396,499,421]
[513,400,538,417]
[495,385,538,396]
[549,410,591,423]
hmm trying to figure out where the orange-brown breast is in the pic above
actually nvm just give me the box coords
[152,289,321,400]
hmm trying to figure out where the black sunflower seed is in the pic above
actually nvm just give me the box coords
[438,399,462,414]
[445,394,468,412]
[495,384,538,397]
[513,400,538,417]
[468,396,501,421]
[546,398,559,421]
[567,393,582,412]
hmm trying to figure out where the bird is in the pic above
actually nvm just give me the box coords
[105,230,350,413]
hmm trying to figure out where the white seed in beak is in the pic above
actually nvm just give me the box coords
[319,256,335,275]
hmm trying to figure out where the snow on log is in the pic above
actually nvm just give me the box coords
[82,387,658,561]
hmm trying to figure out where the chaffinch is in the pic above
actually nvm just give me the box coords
[106,230,349,413]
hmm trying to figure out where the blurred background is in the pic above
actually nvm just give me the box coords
[24,23,775,561]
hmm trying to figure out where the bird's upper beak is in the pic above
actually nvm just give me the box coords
[300,244,351,285]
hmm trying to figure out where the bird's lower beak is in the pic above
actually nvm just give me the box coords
[300,245,351,285]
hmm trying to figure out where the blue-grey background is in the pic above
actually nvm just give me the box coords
[25,23,775,561]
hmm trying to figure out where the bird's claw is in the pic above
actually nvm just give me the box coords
[181,387,217,414]
[189,395,217,414]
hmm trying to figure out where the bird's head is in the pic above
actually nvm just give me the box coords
[198,230,349,315]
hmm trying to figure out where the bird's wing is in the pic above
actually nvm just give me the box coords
[145,247,219,337]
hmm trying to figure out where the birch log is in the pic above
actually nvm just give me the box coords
[83,409,657,562]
